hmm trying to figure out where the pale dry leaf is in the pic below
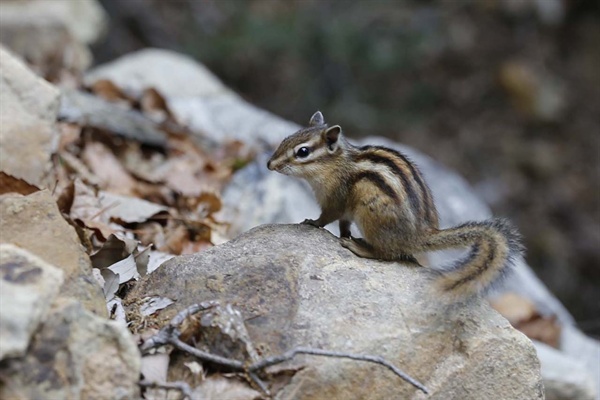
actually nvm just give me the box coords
[71,179,106,221]
[140,296,176,317]
[191,376,261,400]
[147,250,175,274]
[108,254,138,284]
[183,361,203,377]
[98,191,170,224]
[82,141,137,195]
[136,245,151,277]
[90,233,138,270]
[107,297,127,324]
[101,268,119,301]
[141,353,170,384]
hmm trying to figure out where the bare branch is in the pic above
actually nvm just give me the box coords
[139,379,193,399]
[250,347,428,394]
[139,302,429,395]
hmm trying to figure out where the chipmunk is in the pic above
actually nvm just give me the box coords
[267,111,523,299]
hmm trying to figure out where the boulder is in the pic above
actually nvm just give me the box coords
[0,46,59,188]
[0,190,107,316]
[1,298,140,400]
[0,244,63,360]
[127,224,543,399]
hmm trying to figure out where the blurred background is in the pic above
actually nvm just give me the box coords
[2,0,595,335]
[91,0,599,337]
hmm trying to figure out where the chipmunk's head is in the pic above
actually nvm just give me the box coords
[267,111,345,178]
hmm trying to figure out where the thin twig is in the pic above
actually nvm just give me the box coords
[139,379,193,399]
[249,347,428,394]
[139,302,429,395]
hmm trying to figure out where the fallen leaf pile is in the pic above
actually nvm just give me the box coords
[4,72,254,317]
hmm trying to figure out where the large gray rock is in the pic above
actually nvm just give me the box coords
[0,46,59,188]
[127,224,543,399]
[1,298,141,400]
[0,244,63,360]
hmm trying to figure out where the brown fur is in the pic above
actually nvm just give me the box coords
[268,112,523,300]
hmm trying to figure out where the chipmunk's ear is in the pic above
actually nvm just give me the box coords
[324,125,342,152]
[309,111,325,126]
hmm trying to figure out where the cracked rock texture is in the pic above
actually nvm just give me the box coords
[128,223,543,399]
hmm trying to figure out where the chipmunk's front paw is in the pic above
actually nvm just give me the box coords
[301,218,320,227]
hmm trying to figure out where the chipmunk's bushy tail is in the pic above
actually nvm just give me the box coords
[422,218,523,300]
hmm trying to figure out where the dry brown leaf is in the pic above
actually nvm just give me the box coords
[160,222,189,255]
[57,122,82,152]
[491,292,562,348]
[82,141,137,195]
[490,292,537,325]
[0,172,40,195]
[90,79,130,103]
[140,88,171,122]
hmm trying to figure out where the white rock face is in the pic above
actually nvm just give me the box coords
[0,46,59,188]
[128,224,544,399]
[84,48,298,148]
[0,244,64,360]
[535,341,597,400]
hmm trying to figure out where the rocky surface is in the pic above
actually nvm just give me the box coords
[0,190,107,316]
[1,297,140,400]
[0,244,63,360]
[0,46,59,188]
[0,244,140,400]
[127,224,543,399]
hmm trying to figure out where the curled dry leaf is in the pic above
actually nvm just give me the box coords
[91,233,138,270]
[90,79,131,103]
[98,191,170,224]
[70,179,115,240]
[101,268,120,301]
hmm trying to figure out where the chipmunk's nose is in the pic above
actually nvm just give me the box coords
[267,159,272,170]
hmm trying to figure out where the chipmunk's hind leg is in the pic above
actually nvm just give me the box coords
[340,237,378,258]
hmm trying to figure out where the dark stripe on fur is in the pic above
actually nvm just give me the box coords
[351,171,398,201]
[355,151,419,213]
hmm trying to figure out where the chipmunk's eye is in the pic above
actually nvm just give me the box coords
[295,147,311,158]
